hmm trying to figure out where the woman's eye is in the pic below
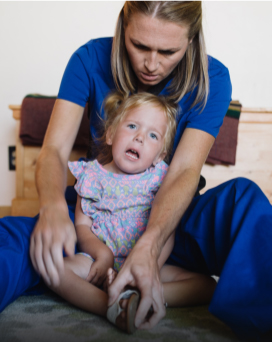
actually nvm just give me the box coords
[159,50,175,56]
[133,43,148,51]
[150,133,158,140]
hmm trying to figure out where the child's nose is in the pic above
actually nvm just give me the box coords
[135,133,143,143]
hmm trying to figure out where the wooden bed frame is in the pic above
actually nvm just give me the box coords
[9,105,272,217]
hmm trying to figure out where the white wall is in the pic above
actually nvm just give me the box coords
[203,1,272,108]
[1,1,272,206]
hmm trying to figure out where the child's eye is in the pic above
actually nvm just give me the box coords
[150,133,158,140]
[128,124,136,129]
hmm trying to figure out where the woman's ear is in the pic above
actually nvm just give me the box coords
[106,127,113,146]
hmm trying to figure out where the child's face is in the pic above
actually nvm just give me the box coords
[106,103,167,174]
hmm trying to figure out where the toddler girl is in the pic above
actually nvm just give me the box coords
[48,92,216,333]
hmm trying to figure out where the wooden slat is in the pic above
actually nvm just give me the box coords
[23,146,40,199]
[15,120,25,197]
[239,108,272,123]
[0,206,12,218]
[11,198,40,217]
[9,105,21,120]
[242,107,272,113]
[20,146,86,200]
[240,112,272,123]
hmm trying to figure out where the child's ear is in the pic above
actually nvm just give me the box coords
[106,127,113,145]
[152,150,167,166]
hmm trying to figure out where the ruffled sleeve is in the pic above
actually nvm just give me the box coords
[68,160,102,202]
[147,161,169,194]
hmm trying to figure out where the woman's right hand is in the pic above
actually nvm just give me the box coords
[30,203,77,287]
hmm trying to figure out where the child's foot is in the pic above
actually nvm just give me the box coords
[107,289,140,334]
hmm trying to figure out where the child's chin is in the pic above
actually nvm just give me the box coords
[120,165,147,175]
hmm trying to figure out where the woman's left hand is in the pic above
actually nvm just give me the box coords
[108,236,166,329]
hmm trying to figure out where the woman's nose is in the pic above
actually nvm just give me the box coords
[144,51,159,73]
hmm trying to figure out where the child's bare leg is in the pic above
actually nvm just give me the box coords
[48,255,108,317]
[160,264,217,307]
[48,256,138,332]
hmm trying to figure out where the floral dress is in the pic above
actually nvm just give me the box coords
[68,159,168,271]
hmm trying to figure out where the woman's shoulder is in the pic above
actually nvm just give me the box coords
[72,37,113,73]
[76,37,113,56]
[207,55,230,81]
[178,55,231,109]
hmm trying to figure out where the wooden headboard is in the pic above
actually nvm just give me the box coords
[10,105,87,216]
[9,105,272,217]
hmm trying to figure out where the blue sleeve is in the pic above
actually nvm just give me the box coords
[186,57,232,138]
[57,44,92,108]
[57,37,114,118]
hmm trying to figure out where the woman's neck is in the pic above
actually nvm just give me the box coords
[137,82,150,93]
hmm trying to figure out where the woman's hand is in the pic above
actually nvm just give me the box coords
[30,203,77,287]
[108,236,166,329]
[30,200,77,288]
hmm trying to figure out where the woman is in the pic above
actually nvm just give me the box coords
[0,2,271,340]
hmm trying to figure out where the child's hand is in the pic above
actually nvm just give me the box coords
[86,251,114,286]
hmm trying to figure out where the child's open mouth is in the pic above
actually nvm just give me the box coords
[126,149,139,160]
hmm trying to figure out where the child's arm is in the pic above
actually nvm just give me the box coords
[75,195,114,286]
[157,232,175,270]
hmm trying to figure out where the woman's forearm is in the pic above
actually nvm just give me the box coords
[144,167,200,259]
[144,128,215,260]
[30,100,86,287]
[35,99,84,211]
[35,145,68,210]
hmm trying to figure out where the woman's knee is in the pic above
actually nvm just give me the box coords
[229,177,264,200]
[232,177,256,189]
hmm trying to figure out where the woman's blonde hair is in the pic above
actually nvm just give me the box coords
[111,1,209,111]
[97,92,177,166]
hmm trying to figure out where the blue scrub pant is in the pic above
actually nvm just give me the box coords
[0,178,271,340]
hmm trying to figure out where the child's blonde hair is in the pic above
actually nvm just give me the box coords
[97,92,177,166]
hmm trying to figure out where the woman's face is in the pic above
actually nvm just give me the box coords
[125,13,191,91]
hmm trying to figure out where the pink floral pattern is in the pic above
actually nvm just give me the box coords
[68,159,168,271]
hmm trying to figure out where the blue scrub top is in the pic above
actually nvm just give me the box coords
[58,37,232,159]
